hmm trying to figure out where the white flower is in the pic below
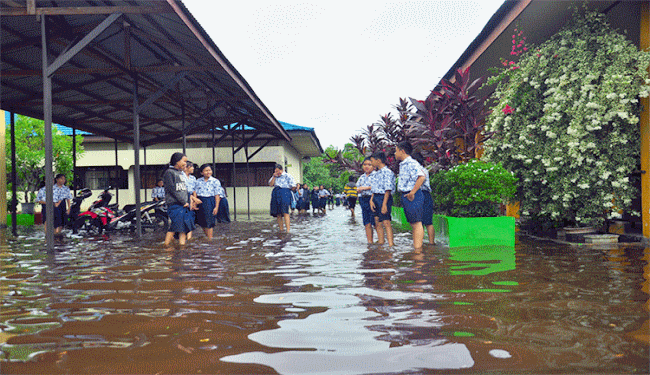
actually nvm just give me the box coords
[606,93,618,100]
[617,112,629,120]
[578,183,589,189]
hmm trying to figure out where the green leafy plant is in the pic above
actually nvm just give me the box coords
[483,7,650,227]
[430,160,517,217]
[5,115,84,202]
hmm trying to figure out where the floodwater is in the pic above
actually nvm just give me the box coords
[0,208,648,374]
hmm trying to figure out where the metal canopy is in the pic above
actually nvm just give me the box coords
[0,0,292,146]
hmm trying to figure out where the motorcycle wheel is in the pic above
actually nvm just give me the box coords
[140,213,169,233]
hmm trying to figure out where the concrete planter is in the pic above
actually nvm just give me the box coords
[584,234,619,244]
[391,206,411,231]
[432,215,515,247]
[563,226,597,243]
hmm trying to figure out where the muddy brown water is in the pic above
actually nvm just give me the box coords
[0,208,648,374]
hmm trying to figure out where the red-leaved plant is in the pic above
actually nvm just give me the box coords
[407,67,493,169]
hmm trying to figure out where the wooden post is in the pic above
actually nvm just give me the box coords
[641,1,650,239]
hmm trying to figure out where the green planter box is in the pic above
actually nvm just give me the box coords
[433,215,515,247]
[6,214,35,226]
[391,206,411,231]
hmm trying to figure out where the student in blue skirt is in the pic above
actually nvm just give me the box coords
[301,184,310,213]
[269,164,295,232]
[215,185,231,223]
[311,185,320,214]
[369,151,395,246]
[37,173,73,236]
[163,152,193,245]
[395,141,427,249]
[183,161,198,240]
[318,185,329,214]
[413,152,435,244]
[194,164,221,240]
[356,157,376,243]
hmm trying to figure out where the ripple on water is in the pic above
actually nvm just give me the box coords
[0,211,648,374]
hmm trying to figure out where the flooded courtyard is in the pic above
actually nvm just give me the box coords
[0,208,648,374]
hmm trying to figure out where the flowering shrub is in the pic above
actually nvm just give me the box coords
[431,160,517,217]
[483,8,650,227]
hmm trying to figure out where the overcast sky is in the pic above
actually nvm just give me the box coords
[184,0,505,149]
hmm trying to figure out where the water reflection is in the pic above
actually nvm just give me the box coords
[1,211,648,374]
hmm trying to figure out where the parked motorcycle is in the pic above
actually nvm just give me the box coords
[65,188,93,233]
[105,200,169,233]
[74,187,117,234]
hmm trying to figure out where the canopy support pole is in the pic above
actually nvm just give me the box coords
[41,16,54,252]
[10,112,17,237]
[72,127,76,195]
[231,123,239,221]
[182,100,186,154]
[115,139,119,205]
[132,74,142,237]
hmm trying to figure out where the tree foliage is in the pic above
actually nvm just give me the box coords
[6,115,84,202]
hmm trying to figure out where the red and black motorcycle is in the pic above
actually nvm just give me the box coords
[74,187,117,235]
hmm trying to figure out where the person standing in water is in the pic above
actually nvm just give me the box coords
[343,176,358,218]
[163,153,192,245]
[395,141,427,249]
[356,157,376,243]
[369,151,395,247]
[194,164,221,240]
[37,173,72,236]
[269,164,295,232]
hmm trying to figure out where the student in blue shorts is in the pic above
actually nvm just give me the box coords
[369,151,395,247]
[269,164,295,232]
[356,157,376,243]
[413,152,435,244]
[395,141,427,249]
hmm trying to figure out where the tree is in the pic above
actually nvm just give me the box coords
[302,146,347,192]
[6,115,84,202]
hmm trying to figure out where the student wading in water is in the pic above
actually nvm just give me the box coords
[163,152,194,245]
[269,164,295,232]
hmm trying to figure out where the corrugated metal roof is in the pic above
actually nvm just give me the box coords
[0,0,291,146]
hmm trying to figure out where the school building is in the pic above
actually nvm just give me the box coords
[63,121,323,215]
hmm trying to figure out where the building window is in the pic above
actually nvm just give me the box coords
[212,162,276,187]
[76,167,128,190]
[140,165,168,189]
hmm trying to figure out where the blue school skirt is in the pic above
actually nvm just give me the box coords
[359,196,374,226]
[422,189,434,226]
[196,195,216,229]
[371,193,393,222]
[402,189,424,224]
[311,196,320,209]
[168,204,194,234]
[216,198,230,223]
[270,187,291,217]
[42,204,66,228]
[319,197,327,209]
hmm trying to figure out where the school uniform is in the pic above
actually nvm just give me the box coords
[216,186,231,223]
[420,165,434,227]
[183,173,197,229]
[357,172,375,226]
[398,156,426,224]
[37,184,73,228]
[311,190,320,209]
[297,188,306,210]
[291,190,299,210]
[151,186,165,201]
[269,172,295,217]
[318,189,329,209]
[371,166,395,222]
[195,176,221,229]
[163,166,193,234]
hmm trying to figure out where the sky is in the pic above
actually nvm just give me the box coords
[184,0,505,149]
